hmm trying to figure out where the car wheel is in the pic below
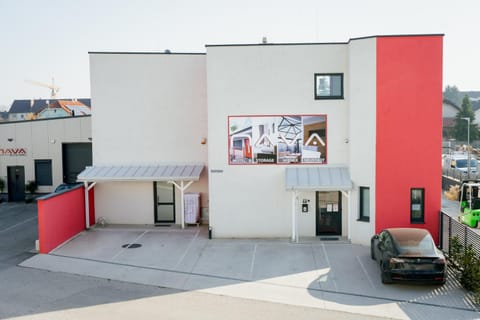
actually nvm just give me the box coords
[381,263,393,284]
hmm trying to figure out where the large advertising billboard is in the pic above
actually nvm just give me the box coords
[228,115,327,165]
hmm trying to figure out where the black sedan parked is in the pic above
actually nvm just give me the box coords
[371,228,446,284]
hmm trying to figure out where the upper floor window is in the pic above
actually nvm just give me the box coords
[314,73,343,100]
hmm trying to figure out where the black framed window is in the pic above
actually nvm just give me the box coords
[410,188,425,223]
[35,159,52,186]
[314,73,343,99]
[359,186,370,222]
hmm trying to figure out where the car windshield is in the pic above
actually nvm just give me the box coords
[456,159,477,168]
[392,232,436,256]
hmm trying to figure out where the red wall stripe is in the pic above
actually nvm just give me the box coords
[376,36,443,243]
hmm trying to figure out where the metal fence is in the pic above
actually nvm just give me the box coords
[439,211,480,258]
[442,167,480,183]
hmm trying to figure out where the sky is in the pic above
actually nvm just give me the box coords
[0,0,479,110]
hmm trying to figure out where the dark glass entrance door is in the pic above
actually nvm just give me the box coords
[316,191,342,236]
[7,166,25,202]
[154,182,175,223]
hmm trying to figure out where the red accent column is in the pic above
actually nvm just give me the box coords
[376,36,443,243]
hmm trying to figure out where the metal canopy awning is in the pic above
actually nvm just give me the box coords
[77,164,204,182]
[285,166,352,191]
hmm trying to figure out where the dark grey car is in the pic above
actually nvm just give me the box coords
[371,228,446,284]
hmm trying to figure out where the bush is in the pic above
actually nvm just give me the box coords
[449,236,480,303]
[25,180,38,194]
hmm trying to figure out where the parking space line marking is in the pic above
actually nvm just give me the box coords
[249,243,257,280]
[111,230,148,260]
[0,216,37,234]
[174,228,200,269]
[321,243,338,292]
[356,255,375,289]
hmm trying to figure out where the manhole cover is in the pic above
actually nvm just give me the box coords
[121,243,142,249]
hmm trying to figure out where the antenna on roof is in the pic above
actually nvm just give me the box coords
[262,36,268,44]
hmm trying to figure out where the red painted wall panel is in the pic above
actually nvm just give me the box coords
[376,36,443,242]
[37,187,86,253]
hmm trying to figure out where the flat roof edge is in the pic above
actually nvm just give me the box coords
[206,34,445,48]
[88,51,206,55]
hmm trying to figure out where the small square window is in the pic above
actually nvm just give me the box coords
[314,73,343,99]
[359,186,370,222]
[410,188,425,223]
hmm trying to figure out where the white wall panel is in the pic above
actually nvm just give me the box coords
[348,38,377,245]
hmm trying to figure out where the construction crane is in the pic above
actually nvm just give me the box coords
[25,78,60,99]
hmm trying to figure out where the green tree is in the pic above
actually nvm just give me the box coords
[454,95,479,141]
[444,85,462,107]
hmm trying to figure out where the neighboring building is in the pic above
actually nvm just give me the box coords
[36,100,91,119]
[7,99,91,121]
[443,99,461,138]
[82,34,443,245]
[8,99,48,121]
[0,116,92,201]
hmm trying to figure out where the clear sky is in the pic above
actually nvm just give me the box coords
[1,0,479,110]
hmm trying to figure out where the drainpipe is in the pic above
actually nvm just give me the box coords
[291,190,298,242]
[341,190,351,241]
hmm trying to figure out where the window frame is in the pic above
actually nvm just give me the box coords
[34,159,53,186]
[314,73,344,100]
[358,186,370,222]
[410,188,425,224]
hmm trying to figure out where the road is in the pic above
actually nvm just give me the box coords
[0,202,383,320]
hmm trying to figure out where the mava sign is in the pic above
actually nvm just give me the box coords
[0,148,27,156]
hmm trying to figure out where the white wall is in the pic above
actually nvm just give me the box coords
[0,116,91,193]
[89,53,208,224]
[207,44,350,238]
[94,181,154,224]
[348,38,377,245]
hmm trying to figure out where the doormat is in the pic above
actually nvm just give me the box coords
[319,237,339,241]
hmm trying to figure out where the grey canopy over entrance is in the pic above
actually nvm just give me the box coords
[285,166,353,242]
[77,164,204,228]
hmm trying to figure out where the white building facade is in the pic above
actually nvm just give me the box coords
[86,35,443,245]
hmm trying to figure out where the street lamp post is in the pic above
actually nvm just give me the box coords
[461,117,471,178]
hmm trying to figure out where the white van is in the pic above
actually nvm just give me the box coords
[443,153,478,174]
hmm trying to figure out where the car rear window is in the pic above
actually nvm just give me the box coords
[394,233,435,256]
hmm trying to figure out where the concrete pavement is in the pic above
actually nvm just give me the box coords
[20,225,480,319]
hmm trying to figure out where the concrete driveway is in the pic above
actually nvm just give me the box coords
[21,224,479,320]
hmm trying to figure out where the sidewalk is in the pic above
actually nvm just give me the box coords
[20,225,479,320]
